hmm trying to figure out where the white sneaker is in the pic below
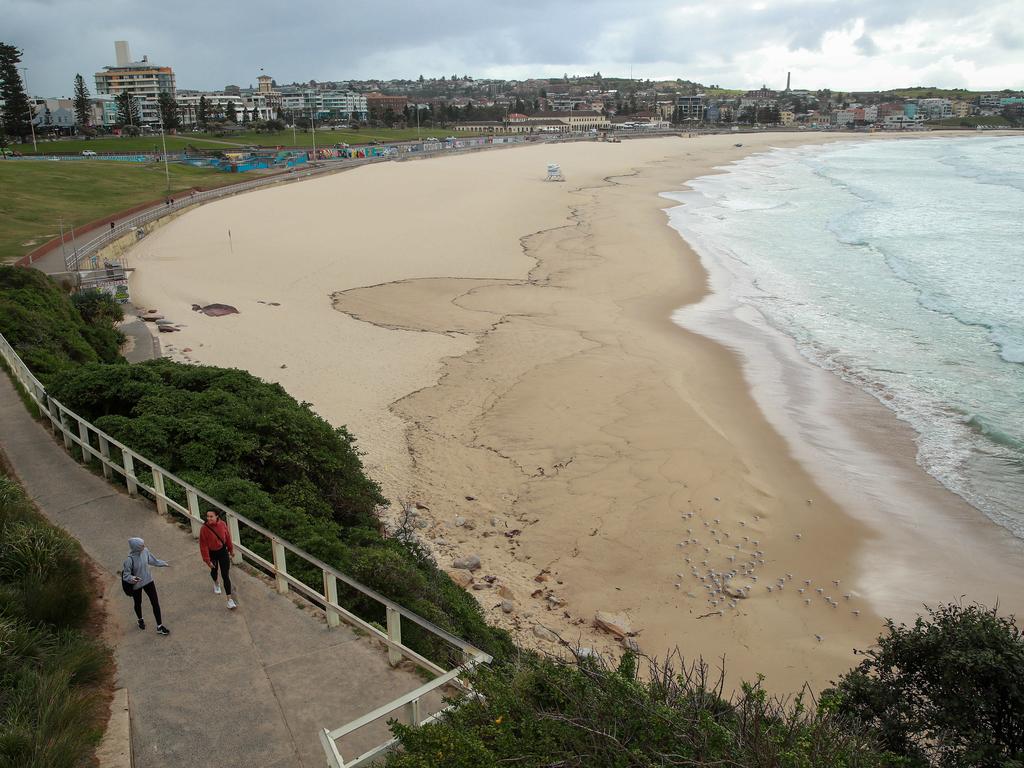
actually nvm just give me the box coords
[227,598,237,610]
[213,584,222,595]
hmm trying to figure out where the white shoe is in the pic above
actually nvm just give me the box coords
[227,598,237,610]
[213,584,222,595]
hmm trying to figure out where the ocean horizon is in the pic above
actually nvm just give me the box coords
[666,135,1024,540]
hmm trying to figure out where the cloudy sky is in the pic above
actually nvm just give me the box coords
[7,0,1024,97]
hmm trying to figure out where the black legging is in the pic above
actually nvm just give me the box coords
[132,581,162,625]
[209,546,232,596]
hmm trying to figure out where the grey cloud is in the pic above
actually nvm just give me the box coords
[854,33,880,56]
[5,0,1023,95]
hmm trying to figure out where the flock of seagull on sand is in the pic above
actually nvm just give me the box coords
[674,504,860,643]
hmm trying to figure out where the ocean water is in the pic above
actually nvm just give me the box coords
[665,136,1024,538]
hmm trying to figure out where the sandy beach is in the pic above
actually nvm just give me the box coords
[127,132,1024,694]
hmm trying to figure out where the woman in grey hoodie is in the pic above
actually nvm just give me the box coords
[122,537,170,635]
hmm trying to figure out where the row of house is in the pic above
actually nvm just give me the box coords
[22,43,1024,135]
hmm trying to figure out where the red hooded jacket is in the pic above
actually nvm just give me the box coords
[199,519,234,566]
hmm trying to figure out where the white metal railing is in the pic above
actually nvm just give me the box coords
[0,330,490,767]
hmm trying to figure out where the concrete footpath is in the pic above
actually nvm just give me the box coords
[0,372,432,768]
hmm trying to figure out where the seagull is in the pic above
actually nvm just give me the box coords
[803,579,811,585]
[794,533,802,540]
[815,587,824,594]
[833,579,841,587]
[815,634,823,642]
[843,593,852,600]
[798,588,806,594]
[804,598,811,605]
[851,610,860,616]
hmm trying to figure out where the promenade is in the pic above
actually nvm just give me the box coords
[0,372,431,768]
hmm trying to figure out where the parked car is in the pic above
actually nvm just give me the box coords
[81,149,98,156]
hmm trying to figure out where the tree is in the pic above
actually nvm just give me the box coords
[157,91,179,131]
[824,602,1024,767]
[115,91,141,127]
[0,42,32,141]
[241,106,249,123]
[73,73,91,127]
[225,100,237,123]
[197,95,209,129]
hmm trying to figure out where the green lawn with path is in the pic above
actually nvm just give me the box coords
[0,161,245,264]
[10,134,247,155]
[925,116,1013,128]
[12,126,485,155]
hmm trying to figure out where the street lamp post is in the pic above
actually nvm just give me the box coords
[310,102,317,160]
[19,67,38,153]
[158,109,171,192]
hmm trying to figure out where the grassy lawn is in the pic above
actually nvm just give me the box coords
[0,161,245,264]
[12,126,487,155]
[214,127,486,147]
[10,134,246,155]
[925,116,1013,128]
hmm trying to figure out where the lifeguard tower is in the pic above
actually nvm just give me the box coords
[545,163,565,182]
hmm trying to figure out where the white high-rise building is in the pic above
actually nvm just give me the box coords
[94,41,175,126]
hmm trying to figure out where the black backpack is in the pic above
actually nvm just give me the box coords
[120,558,134,596]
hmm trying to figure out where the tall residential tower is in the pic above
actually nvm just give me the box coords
[95,41,175,126]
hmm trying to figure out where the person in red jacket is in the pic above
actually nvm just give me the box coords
[200,510,237,609]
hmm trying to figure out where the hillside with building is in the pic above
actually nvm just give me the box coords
[5,42,1022,147]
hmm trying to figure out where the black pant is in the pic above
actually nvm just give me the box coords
[209,546,232,596]
[132,581,162,625]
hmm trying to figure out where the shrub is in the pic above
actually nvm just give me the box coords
[0,266,123,382]
[0,469,111,768]
[824,602,1024,767]
[385,652,895,767]
[0,523,76,582]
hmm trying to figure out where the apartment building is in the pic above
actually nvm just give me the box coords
[366,93,408,117]
[280,89,367,120]
[916,98,953,120]
[675,94,706,121]
[94,41,175,126]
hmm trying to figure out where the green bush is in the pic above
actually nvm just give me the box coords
[0,266,123,382]
[385,652,895,768]
[0,468,111,768]
[824,602,1024,767]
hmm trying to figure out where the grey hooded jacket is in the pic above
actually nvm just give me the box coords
[122,537,168,590]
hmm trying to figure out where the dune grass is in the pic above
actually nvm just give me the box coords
[0,460,114,768]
